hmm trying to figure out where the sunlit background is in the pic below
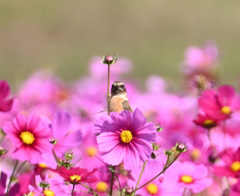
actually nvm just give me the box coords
[0,1,240,90]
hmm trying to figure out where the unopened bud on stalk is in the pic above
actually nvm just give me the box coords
[176,142,187,153]
[49,138,57,145]
[62,158,71,167]
[0,147,7,156]
[39,180,50,188]
[208,152,218,163]
[156,124,163,132]
[102,54,117,65]
[151,152,157,159]
[65,152,74,160]
[125,188,134,195]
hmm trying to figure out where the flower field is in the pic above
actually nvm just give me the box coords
[1,44,240,196]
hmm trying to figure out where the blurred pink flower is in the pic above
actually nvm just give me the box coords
[164,161,212,193]
[199,85,236,121]
[57,167,97,184]
[214,147,240,178]
[95,109,156,170]
[182,43,218,74]
[0,80,14,112]
[3,114,52,164]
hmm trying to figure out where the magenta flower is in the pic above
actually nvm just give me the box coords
[199,85,236,121]
[164,161,212,193]
[214,147,240,178]
[57,167,97,184]
[95,109,156,170]
[193,112,218,129]
[0,81,13,112]
[3,114,52,164]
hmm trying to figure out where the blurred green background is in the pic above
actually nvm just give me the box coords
[0,1,240,90]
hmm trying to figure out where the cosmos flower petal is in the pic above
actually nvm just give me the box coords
[101,144,126,166]
[52,111,71,139]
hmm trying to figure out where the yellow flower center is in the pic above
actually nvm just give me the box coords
[181,175,193,184]
[221,106,231,115]
[28,192,35,196]
[146,183,158,194]
[120,130,132,143]
[96,181,108,192]
[86,147,97,157]
[231,161,240,172]
[20,131,35,145]
[190,149,201,160]
[43,189,55,196]
[203,119,214,126]
[39,163,47,168]
[70,175,81,181]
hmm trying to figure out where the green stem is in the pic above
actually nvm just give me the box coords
[71,184,75,196]
[80,183,99,196]
[6,160,19,196]
[134,153,180,192]
[107,64,111,115]
[134,161,147,193]
[15,161,27,174]
[109,166,115,196]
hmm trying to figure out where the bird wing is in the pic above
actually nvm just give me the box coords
[122,100,133,112]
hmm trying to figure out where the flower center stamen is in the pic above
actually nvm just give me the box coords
[181,175,193,184]
[20,131,35,145]
[146,183,158,194]
[96,181,108,192]
[120,130,133,143]
[43,189,55,196]
[86,147,97,157]
[221,106,231,115]
[231,161,240,172]
[190,149,201,160]
[70,175,81,181]
[203,119,214,126]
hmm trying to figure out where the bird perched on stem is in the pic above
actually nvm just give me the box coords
[109,81,132,113]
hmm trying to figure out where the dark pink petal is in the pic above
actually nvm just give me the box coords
[218,85,235,106]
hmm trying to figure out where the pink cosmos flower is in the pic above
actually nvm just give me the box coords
[164,161,212,193]
[214,147,240,178]
[95,108,156,170]
[0,80,13,112]
[28,175,70,196]
[128,155,182,196]
[182,42,218,74]
[199,85,236,121]
[193,112,218,129]
[3,114,52,164]
[57,167,97,184]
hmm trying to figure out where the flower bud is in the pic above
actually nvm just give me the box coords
[151,152,157,159]
[39,180,50,188]
[49,138,57,145]
[176,142,187,153]
[102,55,117,65]
[125,188,134,195]
[65,152,74,160]
[62,158,71,168]
[156,124,163,132]
[0,147,7,156]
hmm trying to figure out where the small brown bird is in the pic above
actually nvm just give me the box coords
[109,81,132,113]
